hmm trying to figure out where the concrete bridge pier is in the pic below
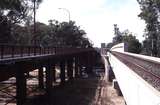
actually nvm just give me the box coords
[16,63,27,105]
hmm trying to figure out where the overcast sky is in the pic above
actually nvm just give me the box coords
[37,0,146,47]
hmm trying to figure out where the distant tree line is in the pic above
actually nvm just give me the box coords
[0,0,93,48]
[106,24,142,54]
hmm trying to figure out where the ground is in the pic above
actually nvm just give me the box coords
[23,73,125,105]
[1,71,125,105]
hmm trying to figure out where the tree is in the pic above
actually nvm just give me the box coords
[107,25,142,54]
[122,30,142,53]
[112,24,123,44]
[51,21,93,48]
[0,0,43,44]
[137,0,160,56]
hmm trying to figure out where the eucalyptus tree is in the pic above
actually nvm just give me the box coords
[137,0,160,56]
[0,0,43,44]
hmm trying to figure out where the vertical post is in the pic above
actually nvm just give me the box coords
[53,63,56,82]
[67,58,73,80]
[45,62,53,96]
[86,51,93,74]
[28,46,31,56]
[20,46,23,57]
[16,64,27,105]
[11,46,15,58]
[60,60,65,84]
[1,45,4,59]
[74,56,79,78]
[79,54,83,77]
[38,67,44,89]
[34,46,37,56]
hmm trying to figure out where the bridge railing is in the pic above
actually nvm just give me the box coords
[0,44,95,59]
[0,44,56,59]
[108,43,160,105]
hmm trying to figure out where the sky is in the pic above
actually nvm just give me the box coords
[36,0,146,47]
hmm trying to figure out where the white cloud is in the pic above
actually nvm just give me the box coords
[36,0,145,47]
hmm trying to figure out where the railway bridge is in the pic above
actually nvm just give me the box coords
[106,43,160,105]
[0,44,102,105]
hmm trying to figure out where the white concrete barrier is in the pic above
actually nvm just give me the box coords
[109,53,160,105]
[110,43,128,52]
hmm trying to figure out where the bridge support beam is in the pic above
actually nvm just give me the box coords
[45,62,53,97]
[53,63,56,83]
[60,60,65,84]
[38,67,44,89]
[78,55,83,77]
[86,52,93,74]
[74,57,79,78]
[67,58,73,80]
[16,64,27,105]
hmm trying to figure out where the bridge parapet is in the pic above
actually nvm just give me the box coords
[108,43,160,105]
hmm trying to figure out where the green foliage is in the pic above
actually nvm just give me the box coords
[137,0,160,56]
[0,0,43,44]
[106,26,142,54]
[122,31,142,53]
[10,20,93,48]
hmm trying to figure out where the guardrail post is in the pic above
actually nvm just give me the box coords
[16,63,27,105]
[28,46,30,56]
[34,46,36,56]
[39,47,42,55]
[11,46,15,58]
[1,45,4,59]
[20,46,23,57]
[60,59,66,84]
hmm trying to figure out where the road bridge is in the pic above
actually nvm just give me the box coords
[0,44,101,105]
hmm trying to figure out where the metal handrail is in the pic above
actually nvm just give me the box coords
[0,44,56,59]
[0,44,95,59]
